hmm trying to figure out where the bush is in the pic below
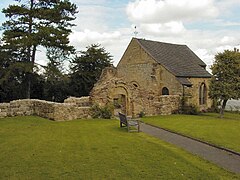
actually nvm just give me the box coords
[181,105,199,115]
[138,111,145,118]
[91,104,113,119]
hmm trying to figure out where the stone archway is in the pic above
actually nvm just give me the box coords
[113,94,127,114]
[110,85,131,116]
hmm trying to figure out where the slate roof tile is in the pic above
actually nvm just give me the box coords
[136,38,212,78]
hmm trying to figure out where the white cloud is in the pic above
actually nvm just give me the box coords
[220,36,235,44]
[216,45,237,53]
[69,29,132,66]
[126,0,219,23]
[70,29,121,45]
[140,21,186,35]
[17,0,240,70]
[72,5,110,31]
[194,49,215,70]
[125,0,240,71]
[65,1,132,66]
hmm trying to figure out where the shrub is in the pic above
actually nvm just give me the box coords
[91,104,113,119]
[138,111,145,118]
[181,105,199,115]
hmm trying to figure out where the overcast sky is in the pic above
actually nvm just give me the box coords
[1,0,240,69]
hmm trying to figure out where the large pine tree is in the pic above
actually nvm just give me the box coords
[1,0,77,98]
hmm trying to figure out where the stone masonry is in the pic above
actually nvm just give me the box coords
[0,97,91,121]
[91,67,181,117]
[91,38,212,116]
[0,38,213,120]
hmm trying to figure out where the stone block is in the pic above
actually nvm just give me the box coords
[0,112,7,118]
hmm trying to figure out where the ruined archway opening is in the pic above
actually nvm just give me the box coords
[113,94,127,114]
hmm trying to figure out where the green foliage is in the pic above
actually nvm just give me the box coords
[0,41,113,102]
[181,104,199,115]
[113,98,122,108]
[209,49,240,117]
[43,48,70,102]
[0,116,238,179]
[1,0,77,98]
[91,104,113,119]
[69,44,113,97]
[138,111,146,118]
[0,46,45,102]
[180,97,199,115]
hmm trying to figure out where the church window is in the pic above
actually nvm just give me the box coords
[199,83,207,105]
[162,87,169,95]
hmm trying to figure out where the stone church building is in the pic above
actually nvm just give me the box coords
[91,38,212,117]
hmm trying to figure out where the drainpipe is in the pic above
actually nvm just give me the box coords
[182,85,185,106]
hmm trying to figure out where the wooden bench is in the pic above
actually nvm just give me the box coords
[118,112,140,132]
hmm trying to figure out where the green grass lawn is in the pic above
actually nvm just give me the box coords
[142,112,240,153]
[0,116,239,179]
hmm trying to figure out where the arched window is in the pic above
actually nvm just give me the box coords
[199,83,207,105]
[162,87,169,95]
[133,83,138,88]
[131,81,140,88]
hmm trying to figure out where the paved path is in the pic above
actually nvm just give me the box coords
[140,123,240,174]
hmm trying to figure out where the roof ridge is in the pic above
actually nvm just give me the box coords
[134,37,187,47]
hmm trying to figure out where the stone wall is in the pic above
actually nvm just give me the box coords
[187,78,212,110]
[117,38,183,96]
[91,69,181,117]
[0,100,34,118]
[154,95,181,115]
[0,97,91,121]
[91,38,212,115]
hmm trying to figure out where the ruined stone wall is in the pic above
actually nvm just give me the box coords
[90,39,183,116]
[91,39,213,116]
[91,69,181,117]
[64,96,91,107]
[0,97,91,121]
[0,100,34,118]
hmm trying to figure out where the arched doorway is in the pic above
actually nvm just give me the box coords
[113,94,127,114]
[111,85,130,115]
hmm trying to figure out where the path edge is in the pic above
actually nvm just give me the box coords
[141,122,240,157]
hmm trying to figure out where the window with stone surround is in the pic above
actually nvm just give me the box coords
[199,83,207,105]
[162,87,169,95]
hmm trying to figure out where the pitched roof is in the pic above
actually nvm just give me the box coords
[176,77,192,87]
[135,38,211,78]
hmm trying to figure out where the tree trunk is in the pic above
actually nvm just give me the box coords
[26,77,31,99]
[26,0,34,99]
[220,99,228,118]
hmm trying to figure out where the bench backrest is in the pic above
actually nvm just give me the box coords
[119,112,127,125]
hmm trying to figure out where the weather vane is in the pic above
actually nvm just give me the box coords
[134,26,139,37]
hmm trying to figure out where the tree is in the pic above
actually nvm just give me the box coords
[69,44,113,97]
[43,48,70,102]
[1,0,77,98]
[209,49,240,118]
[0,42,28,102]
